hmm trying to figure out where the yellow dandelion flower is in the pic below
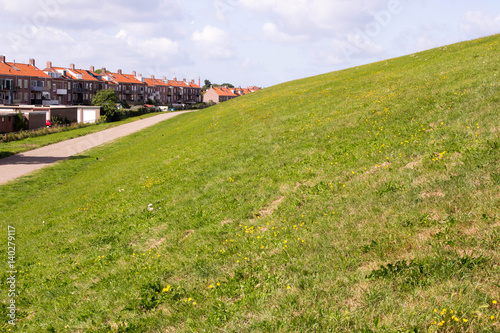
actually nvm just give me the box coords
[209,284,213,289]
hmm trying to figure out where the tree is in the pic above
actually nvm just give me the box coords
[92,89,119,121]
[202,79,212,91]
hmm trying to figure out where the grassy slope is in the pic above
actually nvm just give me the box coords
[1,35,500,332]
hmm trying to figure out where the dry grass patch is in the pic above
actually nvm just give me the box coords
[420,191,446,199]
[179,230,195,243]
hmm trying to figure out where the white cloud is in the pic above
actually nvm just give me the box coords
[461,11,500,37]
[2,26,75,57]
[241,0,391,35]
[262,22,308,43]
[115,29,181,60]
[0,0,184,31]
[191,25,234,59]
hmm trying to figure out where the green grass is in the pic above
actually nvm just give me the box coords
[0,111,165,158]
[1,35,500,332]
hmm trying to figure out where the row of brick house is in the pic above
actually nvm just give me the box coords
[0,55,202,107]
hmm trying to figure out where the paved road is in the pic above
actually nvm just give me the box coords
[0,111,193,185]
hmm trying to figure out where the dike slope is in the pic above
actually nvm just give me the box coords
[1,35,499,332]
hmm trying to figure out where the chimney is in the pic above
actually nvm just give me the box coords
[101,67,106,74]
[29,58,35,66]
[191,79,195,84]
[173,77,177,81]
[90,65,95,72]
[163,76,166,81]
[46,61,52,68]
[0,55,5,63]
[183,78,186,83]
[70,63,75,70]
[151,75,155,80]
[132,71,136,76]
[117,69,122,74]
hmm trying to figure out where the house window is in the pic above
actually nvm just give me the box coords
[68,94,71,102]
[24,80,28,89]
[24,93,28,101]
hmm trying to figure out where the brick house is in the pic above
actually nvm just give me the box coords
[187,79,202,104]
[0,57,51,105]
[203,86,238,104]
[144,75,170,105]
[43,61,72,105]
[105,70,147,105]
[64,64,100,105]
[164,78,200,105]
[0,58,16,105]
[93,67,119,96]
[1,55,203,107]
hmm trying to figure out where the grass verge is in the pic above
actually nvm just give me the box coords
[0,112,165,158]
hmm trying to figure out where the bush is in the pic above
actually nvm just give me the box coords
[14,112,28,131]
[92,89,119,122]
[51,115,71,125]
[1,122,93,143]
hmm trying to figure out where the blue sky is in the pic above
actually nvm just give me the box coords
[0,0,499,87]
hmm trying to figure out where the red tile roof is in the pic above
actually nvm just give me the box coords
[212,87,237,97]
[144,78,169,87]
[3,62,50,78]
[168,80,190,88]
[234,88,252,96]
[43,66,74,80]
[109,72,144,84]
[123,74,147,85]
[51,67,99,82]
[0,62,16,76]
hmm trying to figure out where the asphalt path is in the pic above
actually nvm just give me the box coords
[0,111,193,185]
